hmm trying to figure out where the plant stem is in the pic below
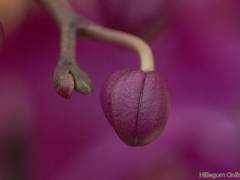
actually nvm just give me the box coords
[40,0,155,72]
[40,0,94,98]
[79,22,155,71]
[40,0,81,61]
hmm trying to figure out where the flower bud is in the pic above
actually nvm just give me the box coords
[53,60,94,99]
[53,63,74,99]
[101,69,169,146]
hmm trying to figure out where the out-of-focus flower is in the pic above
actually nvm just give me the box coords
[0,0,240,179]
[0,0,32,35]
[69,0,171,39]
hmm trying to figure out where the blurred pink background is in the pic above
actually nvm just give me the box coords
[0,0,240,179]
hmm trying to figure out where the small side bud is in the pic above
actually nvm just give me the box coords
[69,62,94,95]
[53,60,94,99]
[53,63,74,99]
[58,73,74,99]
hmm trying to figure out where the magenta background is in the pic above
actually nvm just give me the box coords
[1,0,240,179]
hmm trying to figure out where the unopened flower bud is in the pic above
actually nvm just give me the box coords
[53,60,94,99]
[101,69,169,146]
[53,63,74,99]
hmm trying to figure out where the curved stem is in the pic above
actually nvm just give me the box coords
[79,22,155,72]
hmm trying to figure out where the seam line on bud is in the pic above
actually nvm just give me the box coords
[135,72,146,146]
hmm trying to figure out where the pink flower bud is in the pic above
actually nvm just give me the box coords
[101,69,169,146]
[53,63,74,99]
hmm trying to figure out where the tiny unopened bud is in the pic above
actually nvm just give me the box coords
[53,63,74,99]
[53,61,94,99]
[58,72,74,99]
[101,69,169,146]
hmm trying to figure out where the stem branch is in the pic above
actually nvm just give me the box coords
[79,23,154,71]
[39,0,155,98]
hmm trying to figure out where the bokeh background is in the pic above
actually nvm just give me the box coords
[0,0,240,179]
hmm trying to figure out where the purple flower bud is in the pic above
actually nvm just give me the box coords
[101,69,169,146]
